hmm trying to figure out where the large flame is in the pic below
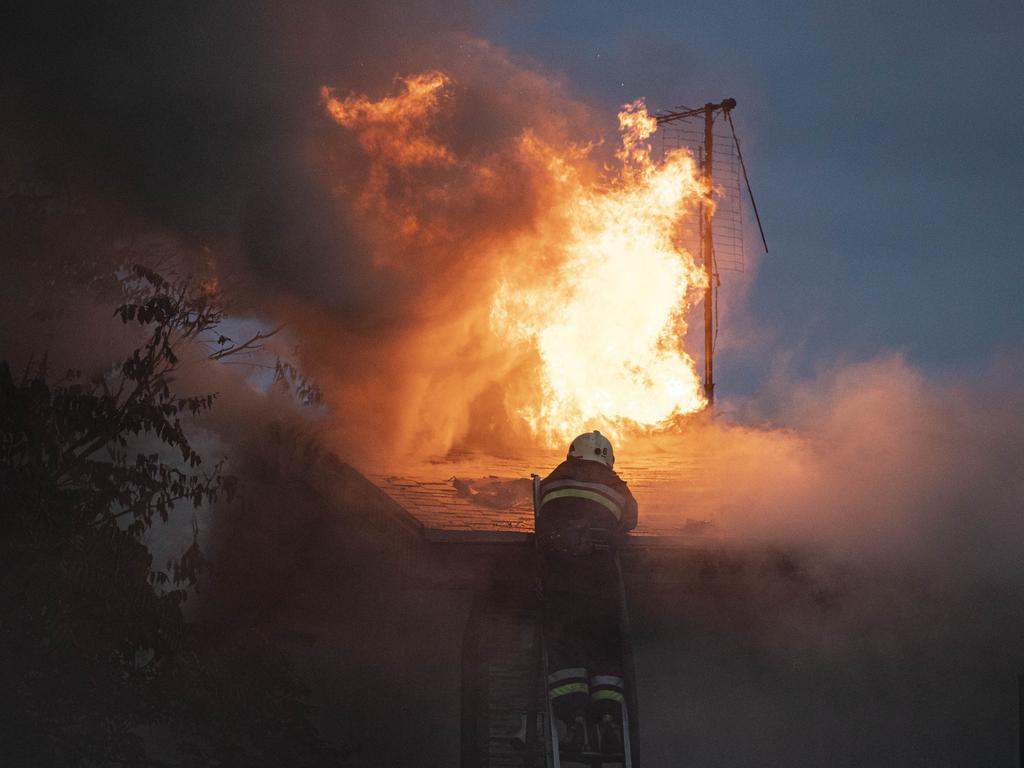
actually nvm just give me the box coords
[492,100,708,444]
[321,73,709,451]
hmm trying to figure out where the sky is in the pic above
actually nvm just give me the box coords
[480,0,1024,394]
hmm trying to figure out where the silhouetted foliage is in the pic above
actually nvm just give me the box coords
[273,360,324,407]
[0,267,342,766]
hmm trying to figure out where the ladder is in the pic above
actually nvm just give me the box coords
[530,475,636,768]
[458,481,638,768]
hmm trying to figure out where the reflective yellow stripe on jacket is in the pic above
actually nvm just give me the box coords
[540,485,624,521]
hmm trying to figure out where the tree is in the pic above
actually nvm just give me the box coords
[0,266,341,766]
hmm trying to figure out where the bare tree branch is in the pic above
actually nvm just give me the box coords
[207,324,285,362]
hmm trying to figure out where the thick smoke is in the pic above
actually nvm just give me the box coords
[284,46,596,459]
[706,354,1024,581]
[3,1,613,460]
[625,354,1024,766]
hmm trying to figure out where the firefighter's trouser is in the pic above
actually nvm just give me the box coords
[541,547,626,724]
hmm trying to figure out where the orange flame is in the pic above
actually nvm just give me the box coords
[322,73,709,451]
[320,72,454,167]
[492,100,708,444]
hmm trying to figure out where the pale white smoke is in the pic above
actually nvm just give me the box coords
[706,353,1024,586]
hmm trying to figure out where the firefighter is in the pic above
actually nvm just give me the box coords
[537,430,638,757]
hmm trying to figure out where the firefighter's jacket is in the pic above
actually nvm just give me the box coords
[537,458,638,557]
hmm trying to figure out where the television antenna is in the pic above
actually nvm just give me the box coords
[656,99,767,405]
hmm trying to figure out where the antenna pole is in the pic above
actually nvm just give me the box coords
[656,98,737,407]
[702,103,716,405]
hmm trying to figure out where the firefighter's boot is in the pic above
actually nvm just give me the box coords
[597,712,624,756]
[558,713,591,756]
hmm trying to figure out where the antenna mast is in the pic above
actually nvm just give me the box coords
[656,97,767,407]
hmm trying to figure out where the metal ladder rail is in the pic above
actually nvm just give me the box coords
[532,475,562,768]
[613,551,635,768]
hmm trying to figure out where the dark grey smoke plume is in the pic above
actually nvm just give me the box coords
[4,0,602,458]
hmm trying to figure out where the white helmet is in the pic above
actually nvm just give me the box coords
[567,430,615,469]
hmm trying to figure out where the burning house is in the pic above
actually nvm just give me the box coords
[5,5,1024,765]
